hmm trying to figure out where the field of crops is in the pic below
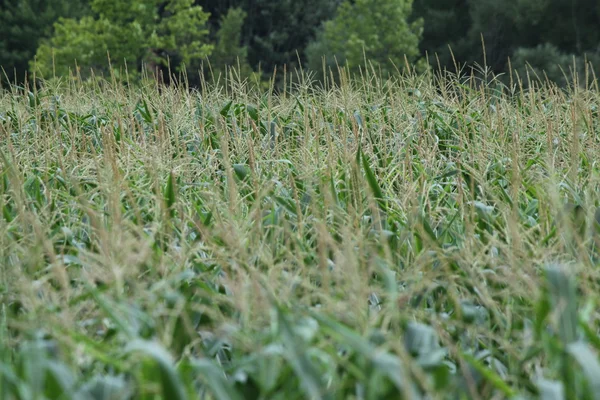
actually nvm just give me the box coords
[1,68,600,399]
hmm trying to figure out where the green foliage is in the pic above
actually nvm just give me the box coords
[208,7,253,80]
[522,0,600,54]
[464,0,521,71]
[2,0,600,88]
[201,0,342,75]
[411,0,471,69]
[4,58,600,399]
[0,0,89,83]
[412,0,600,84]
[31,0,213,80]
[511,43,600,87]
[307,0,423,77]
[508,0,600,86]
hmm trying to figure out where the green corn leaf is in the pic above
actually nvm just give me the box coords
[43,360,76,399]
[404,322,440,357]
[164,171,176,218]
[138,99,153,124]
[190,359,243,400]
[78,375,132,400]
[461,352,516,397]
[126,339,187,400]
[310,312,418,396]
[276,308,324,400]
[90,290,136,338]
[246,104,259,123]
[566,341,600,399]
[536,379,564,400]
[545,265,578,345]
[232,164,250,182]
[220,100,233,117]
[360,148,386,213]
[580,321,600,354]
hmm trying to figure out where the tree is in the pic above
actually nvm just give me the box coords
[0,0,89,83]
[208,7,252,80]
[306,0,423,77]
[466,0,600,81]
[199,0,342,75]
[413,0,600,82]
[464,0,522,72]
[32,0,213,81]
[528,0,600,55]
[411,0,471,70]
[511,44,600,87]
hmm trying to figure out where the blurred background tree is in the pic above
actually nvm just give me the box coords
[1,0,599,87]
[31,0,212,81]
[306,0,423,78]
[411,0,600,85]
[410,0,471,70]
[200,0,341,79]
[206,7,253,82]
[0,0,90,84]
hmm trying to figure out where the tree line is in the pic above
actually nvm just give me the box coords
[1,0,598,87]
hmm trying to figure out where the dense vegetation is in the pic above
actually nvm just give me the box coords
[1,0,599,86]
[2,65,600,398]
[2,0,600,398]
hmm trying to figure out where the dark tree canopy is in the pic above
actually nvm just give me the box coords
[1,0,599,86]
[0,0,90,83]
[198,0,342,74]
[31,0,212,81]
